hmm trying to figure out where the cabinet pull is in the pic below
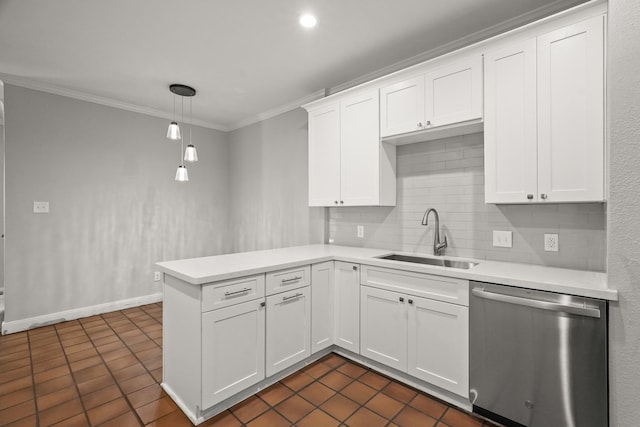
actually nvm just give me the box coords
[340,200,344,204]
[425,120,431,127]
[352,265,358,271]
[399,297,404,302]
[417,122,423,128]
[334,200,338,204]
[540,193,548,200]
[224,287,252,297]
[260,301,266,307]
[527,194,534,200]
[408,299,414,305]
[282,293,303,301]
[281,276,302,283]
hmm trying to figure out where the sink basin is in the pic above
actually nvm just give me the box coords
[377,254,478,269]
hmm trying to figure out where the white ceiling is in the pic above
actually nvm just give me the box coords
[0,0,586,131]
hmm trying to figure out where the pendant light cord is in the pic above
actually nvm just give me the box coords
[180,96,184,167]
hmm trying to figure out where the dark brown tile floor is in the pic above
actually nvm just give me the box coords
[0,303,498,427]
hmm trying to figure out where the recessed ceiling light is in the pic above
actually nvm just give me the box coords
[299,14,317,28]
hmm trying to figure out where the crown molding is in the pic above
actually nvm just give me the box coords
[227,89,327,132]
[329,0,590,95]
[0,72,229,132]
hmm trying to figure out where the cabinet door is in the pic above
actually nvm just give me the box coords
[266,287,311,377]
[311,262,334,353]
[202,299,265,408]
[408,296,468,398]
[360,286,407,371]
[537,16,604,202]
[308,103,341,206]
[425,55,483,128]
[334,262,360,353]
[340,90,381,206]
[380,75,425,137]
[484,40,538,204]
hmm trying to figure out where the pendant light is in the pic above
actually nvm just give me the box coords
[167,84,198,181]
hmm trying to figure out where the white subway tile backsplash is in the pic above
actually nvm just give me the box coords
[329,132,606,271]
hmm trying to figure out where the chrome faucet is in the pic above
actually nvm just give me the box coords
[421,208,447,256]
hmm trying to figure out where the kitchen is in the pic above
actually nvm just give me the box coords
[0,0,638,426]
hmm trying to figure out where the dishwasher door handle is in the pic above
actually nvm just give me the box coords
[471,288,601,318]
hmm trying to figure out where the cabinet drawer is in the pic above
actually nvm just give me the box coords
[361,265,469,306]
[266,265,311,296]
[202,274,265,312]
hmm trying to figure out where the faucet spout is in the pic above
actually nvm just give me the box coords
[421,208,448,256]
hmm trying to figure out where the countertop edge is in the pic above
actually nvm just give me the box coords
[155,246,617,301]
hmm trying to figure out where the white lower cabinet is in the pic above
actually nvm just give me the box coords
[266,287,311,377]
[360,286,407,371]
[201,299,266,409]
[311,262,334,353]
[360,282,469,398]
[334,261,361,353]
[407,296,469,397]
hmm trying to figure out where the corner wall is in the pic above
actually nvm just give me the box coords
[3,85,231,323]
[228,108,325,253]
[607,0,640,424]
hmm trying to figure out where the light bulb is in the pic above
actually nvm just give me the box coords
[184,145,198,162]
[175,165,189,181]
[167,121,181,140]
[299,14,317,28]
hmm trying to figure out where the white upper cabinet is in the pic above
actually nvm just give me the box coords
[424,55,483,128]
[484,39,538,203]
[380,75,425,137]
[485,15,605,204]
[537,16,605,202]
[308,102,341,206]
[380,54,483,138]
[306,90,396,207]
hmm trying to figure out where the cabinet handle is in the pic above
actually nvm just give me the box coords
[281,276,303,283]
[340,200,344,204]
[527,194,534,200]
[282,293,303,301]
[352,265,358,271]
[417,122,423,128]
[408,299,414,305]
[334,200,338,204]
[224,287,252,297]
[399,297,404,302]
[540,193,548,200]
[260,301,266,307]
[425,120,431,127]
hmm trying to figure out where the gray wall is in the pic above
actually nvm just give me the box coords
[228,108,325,253]
[330,132,606,271]
[607,0,640,424]
[4,85,230,322]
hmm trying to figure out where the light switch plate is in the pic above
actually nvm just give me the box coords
[357,225,364,239]
[33,201,49,214]
[544,234,559,252]
[493,230,513,248]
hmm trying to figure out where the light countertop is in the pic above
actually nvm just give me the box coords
[156,244,617,301]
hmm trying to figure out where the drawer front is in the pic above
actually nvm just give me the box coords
[266,265,311,296]
[202,274,265,312]
[361,265,469,306]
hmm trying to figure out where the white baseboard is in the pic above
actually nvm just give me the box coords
[1,293,163,335]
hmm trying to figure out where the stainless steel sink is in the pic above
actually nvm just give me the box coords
[377,254,478,269]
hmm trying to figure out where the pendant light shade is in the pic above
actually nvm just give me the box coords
[167,121,181,140]
[175,165,189,182]
[184,144,198,162]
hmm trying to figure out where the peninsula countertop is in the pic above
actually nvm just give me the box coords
[156,244,617,301]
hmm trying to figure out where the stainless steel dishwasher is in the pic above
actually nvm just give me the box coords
[469,281,607,427]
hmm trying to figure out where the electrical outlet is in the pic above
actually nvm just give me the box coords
[33,201,50,214]
[544,234,559,252]
[493,230,513,248]
[154,271,162,282]
[357,225,364,239]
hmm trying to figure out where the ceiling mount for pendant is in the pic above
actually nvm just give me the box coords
[169,84,196,97]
